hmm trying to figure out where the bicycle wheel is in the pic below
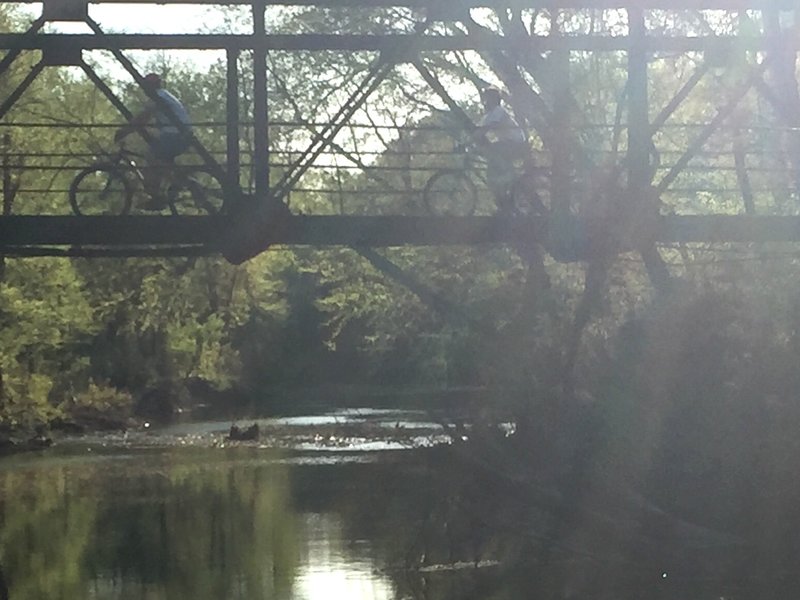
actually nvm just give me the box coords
[423,170,478,216]
[168,169,225,215]
[69,166,133,216]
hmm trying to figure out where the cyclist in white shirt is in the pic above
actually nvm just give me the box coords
[473,87,529,201]
[114,73,192,209]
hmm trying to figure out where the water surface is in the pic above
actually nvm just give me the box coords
[0,409,439,600]
[0,408,763,600]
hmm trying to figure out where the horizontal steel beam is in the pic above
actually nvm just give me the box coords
[3,0,797,9]
[0,215,546,248]
[0,216,224,246]
[0,245,212,257]
[1,215,800,253]
[0,33,794,53]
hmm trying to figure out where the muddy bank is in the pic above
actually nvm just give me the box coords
[55,409,452,454]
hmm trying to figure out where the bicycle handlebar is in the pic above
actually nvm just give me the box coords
[100,140,145,163]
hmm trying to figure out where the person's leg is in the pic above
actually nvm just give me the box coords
[143,159,171,201]
[485,142,521,202]
[481,143,500,193]
[143,137,170,202]
[143,134,185,208]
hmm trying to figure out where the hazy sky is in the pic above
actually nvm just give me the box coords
[16,3,252,78]
[20,2,249,34]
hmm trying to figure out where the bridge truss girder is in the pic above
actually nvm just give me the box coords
[0,0,796,261]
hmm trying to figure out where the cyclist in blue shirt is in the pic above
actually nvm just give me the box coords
[472,87,529,202]
[114,73,192,208]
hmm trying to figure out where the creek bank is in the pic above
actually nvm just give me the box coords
[0,432,52,456]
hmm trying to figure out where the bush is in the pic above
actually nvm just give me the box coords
[60,381,133,430]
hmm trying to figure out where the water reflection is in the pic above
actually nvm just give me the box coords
[0,462,96,599]
[295,514,394,600]
[0,440,753,600]
[0,448,397,600]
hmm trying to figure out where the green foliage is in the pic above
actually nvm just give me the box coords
[0,259,97,428]
[61,380,133,429]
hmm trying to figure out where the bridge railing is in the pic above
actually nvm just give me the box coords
[0,118,798,217]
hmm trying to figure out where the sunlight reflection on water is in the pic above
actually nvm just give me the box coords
[123,407,450,454]
[294,514,395,600]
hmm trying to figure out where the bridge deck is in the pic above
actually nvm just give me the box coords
[0,215,798,257]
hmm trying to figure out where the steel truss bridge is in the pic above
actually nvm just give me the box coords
[0,0,798,265]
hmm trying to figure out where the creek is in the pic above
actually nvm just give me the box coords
[0,408,486,600]
[0,406,761,599]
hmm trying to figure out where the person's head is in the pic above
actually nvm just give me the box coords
[481,87,502,109]
[142,73,162,92]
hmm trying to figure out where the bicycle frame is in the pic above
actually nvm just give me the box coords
[450,142,488,184]
[98,142,196,191]
[430,139,548,217]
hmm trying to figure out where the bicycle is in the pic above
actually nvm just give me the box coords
[423,143,548,217]
[422,143,484,216]
[69,142,224,216]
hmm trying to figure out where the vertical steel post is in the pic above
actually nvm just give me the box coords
[628,8,672,293]
[2,133,12,217]
[549,47,571,219]
[252,0,269,200]
[627,8,650,190]
[226,48,241,187]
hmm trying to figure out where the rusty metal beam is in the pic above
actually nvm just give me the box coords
[656,58,771,195]
[0,34,796,53]
[2,215,800,251]
[2,0,797,9]
[627,8,650,189]
[269,17,433,199]
[0,60,45,121]
[226,49,240,185]
[650,61,710,134]
[252,0,270,200]
[0,17,44,79]
[733,132,756,215]
[1,246,211,257]
[80,60,136,121]
[627,7,672,293]
[413,61,475,130]
[0,216,223,246]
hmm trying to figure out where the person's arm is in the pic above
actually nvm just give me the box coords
[114,105,156,142]
[472,125,489,146]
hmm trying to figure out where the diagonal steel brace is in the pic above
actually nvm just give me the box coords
[0,60,46,121]
[0,17,45,80]
[656,56,772,195]
[270,15,436,202]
